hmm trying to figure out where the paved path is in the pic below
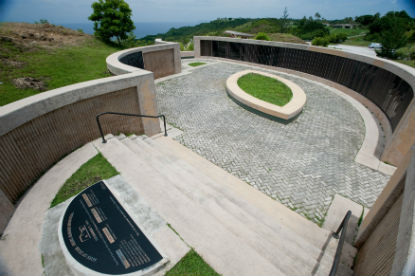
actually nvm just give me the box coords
[328,44,377,57]
[156,60,389,223]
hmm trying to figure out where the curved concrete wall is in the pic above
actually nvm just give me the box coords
[106,41,181,78]
[194,36,415,166]
[0,71,160,205]
[0,41,184,233]
[354,146,415,276]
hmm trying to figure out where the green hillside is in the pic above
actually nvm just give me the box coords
[0,22,120,106]
[139,17,306,45]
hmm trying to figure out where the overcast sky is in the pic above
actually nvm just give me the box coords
[1,0,414,24]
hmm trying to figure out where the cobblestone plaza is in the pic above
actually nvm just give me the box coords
[156,60,389,223]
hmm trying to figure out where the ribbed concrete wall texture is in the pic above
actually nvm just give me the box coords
[0,88,142,204]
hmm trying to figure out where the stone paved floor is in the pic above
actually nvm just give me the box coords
[156,60,389,224]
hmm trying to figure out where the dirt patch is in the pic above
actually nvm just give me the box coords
[1,58,25,68]
[12,77,47,91]
[0,22,92,49]
[268,33,306,44]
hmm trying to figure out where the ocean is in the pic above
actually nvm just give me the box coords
[60,22,198,39]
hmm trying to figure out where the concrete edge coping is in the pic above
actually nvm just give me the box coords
[106,42,180,75]
[323,194,368,242]
[57,177,170,276]
[226,69,306,120]
[194,36,415,90]
[0,71,153,136]
[180,51,195,58]
[391,145,415,275]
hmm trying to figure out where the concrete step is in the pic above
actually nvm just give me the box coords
[94,137,285,276]
[144,136,334,247]
[95,135,354,276]
[121,136,329,275]
[147,136,357,275]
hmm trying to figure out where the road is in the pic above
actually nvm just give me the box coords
[328,44,377,57]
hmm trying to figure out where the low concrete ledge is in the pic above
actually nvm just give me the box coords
[106,41,181,76]
[180,51,195,58]
[226,70,306,120]
[0,71,153,136]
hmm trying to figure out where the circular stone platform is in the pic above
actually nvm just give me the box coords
[226,70,306,120]
[156,60,390,223]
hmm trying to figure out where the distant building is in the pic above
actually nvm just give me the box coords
[331,23,356,29]
[224,30,254,39]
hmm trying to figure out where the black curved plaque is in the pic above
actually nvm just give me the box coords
[61,181,162,275]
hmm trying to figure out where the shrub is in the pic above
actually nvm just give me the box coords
[395,44,415,60]
[335,33,347,43]
[299,29,329,40]
[255,32,270,41]
[328,33,348,44]
[187,42,194,51]
[312,36,330,47]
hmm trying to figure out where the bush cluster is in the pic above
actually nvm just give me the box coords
[255,32,270,41]
[311,33,348,47]
[311,37,330,46]
[395,44,415,60]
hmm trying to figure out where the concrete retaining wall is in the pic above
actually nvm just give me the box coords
[0,47,172,233]
[0,41,184,234]
[106,41,181,77]
[354,146,415,276]
[194,36,415,167]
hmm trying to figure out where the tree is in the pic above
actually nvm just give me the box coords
[281,7,289,33]
[296,16,329,40]
[355,14,378,26]
[378,13,409,58]
[314,12,321,20]
[89,0,135,44]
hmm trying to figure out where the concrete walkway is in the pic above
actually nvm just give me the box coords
[156,60,390,223]
[95,135,355,276]
[0,143,98,276]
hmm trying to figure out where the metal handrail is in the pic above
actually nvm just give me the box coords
[329,210,352,276]
[96,112,167,143]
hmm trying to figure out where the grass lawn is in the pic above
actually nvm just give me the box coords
[395,59,415,68]
[188,62,206,67]
[0,37,120,106]
[267,33,305,44]
[50,153,118,208]
[328,27,367,37]
[165,249,220,276]
[237,73,292,106]
[342,36,371,47]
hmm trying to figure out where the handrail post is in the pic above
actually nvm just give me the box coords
[96,115,106,143]
[332,210,351,239]
[161,115,167,136]
[329,210,352,276]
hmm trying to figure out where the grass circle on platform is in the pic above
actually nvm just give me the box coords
[237,73,293,106]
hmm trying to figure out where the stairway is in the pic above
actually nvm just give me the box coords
[94,134,356,276]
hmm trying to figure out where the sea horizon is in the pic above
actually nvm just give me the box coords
[58,21,200,39]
